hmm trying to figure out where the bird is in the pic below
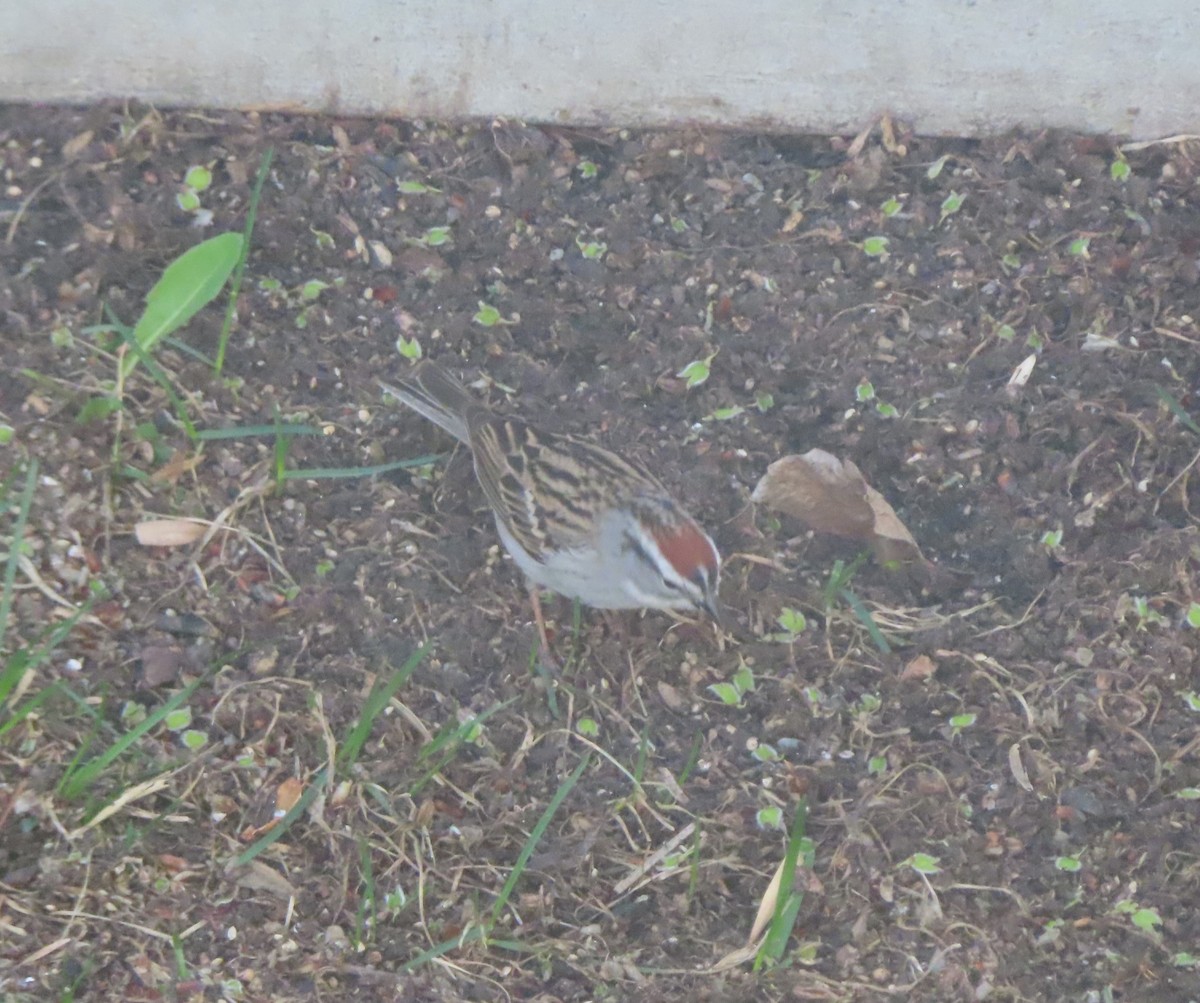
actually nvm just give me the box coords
[380,361,721,661]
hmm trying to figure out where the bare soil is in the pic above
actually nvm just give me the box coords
[2,106,1199,1002]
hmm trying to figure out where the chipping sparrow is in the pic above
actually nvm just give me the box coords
[381,362,721,657]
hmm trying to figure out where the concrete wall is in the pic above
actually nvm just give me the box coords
[2,1,1198,138]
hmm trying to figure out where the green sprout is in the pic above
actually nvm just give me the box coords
[768,607,808,643]
[904,853,941,875]
[1041,529,1064,552]
[397,179,440,194]
[756,806,784,830]
[396,336,423,360]
[576,238,607,259]
[677,350,718,389]
[939,191,965,223]
[708,660,756,707]
[862,236,889,257]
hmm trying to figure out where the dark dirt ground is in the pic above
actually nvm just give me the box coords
[1,105,1199,1003]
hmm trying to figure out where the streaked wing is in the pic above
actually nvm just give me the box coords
[468,414,664,561]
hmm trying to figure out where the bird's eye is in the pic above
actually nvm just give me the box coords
[660,578,682,592]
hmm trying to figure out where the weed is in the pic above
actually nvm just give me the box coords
[677,350,717,388]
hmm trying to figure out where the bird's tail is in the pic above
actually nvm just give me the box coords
[380,362,478,443]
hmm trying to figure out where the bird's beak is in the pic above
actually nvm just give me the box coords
[698,592,724,629]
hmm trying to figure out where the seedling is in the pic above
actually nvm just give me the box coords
[1126,594,1167,629]
[1110,155,1131,182]
[1187,602,1200,629]
[473,302,505,327]
[1068,236,1091,258]
[576,237,607,259]
[418,226,452,247]
[926,155,949,180]
[881,197,903,217]
[756,805,784,830]
[677,350,718,389]
[939,191,965,223]
[397,179,440,195]
[706,404,745,422]
[861,235,889,257]
[904,852,941,875]
[1112,899,1162,938]
[751,742,779,763]
[767,607,808,644]
[577,160,598,179]
[708,660,756,708]
[176,163,213,216]
[396,336,423,360]
[948,712,976,738]
[1041,529,1064,552]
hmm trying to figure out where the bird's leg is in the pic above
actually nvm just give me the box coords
[528,586,560,670]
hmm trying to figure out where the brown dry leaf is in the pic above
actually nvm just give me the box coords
[149,450,203,484]
[751,450,875,540]
[226,859,296,899]
[656,680,684,711]
[780,209,805,234]
[1008,743,1034,792]
[134,519,206,547]
[865,483,923,565]
[752,450,925,567]
[747,855,786,945]
[138,645,186,687]
[900,654,938,681]
[62,129,94,160]
[275,777,304,814]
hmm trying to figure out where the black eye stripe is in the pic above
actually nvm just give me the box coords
[622,531,656,569]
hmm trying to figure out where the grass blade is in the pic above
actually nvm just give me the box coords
[59,668,213,800]
[281,456,442,480]
[408,698,517,796]
[1156,386,1200,437]
[0,460,37,657]
[216,147,274,374]
[840,588,892,654]
[195,424,324,440]
[234,767,328,865]
[489,752,591,927]
[338,644,429,772]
